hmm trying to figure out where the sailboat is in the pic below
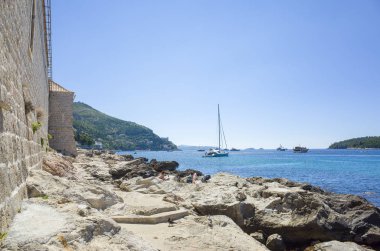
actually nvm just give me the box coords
[203,105,229,157]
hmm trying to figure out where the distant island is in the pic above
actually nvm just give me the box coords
[329,136,380,149]
[73,102,177,151]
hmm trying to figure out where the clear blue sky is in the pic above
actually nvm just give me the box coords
[52,0,380,149]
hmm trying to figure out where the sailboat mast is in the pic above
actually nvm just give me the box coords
[218,104,220,151]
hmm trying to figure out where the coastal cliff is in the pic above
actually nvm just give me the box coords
[2,151,379,250]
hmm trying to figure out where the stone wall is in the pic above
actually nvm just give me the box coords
[48,81,77,156]
[0,0,49,233]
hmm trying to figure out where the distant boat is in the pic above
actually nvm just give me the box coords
[230,148,240,151]
[277,145,287,151]
[204,105,229,158]
[197,149,205,152]
[293,146,309,153]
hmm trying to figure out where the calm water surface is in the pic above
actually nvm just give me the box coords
[119,149,380,207]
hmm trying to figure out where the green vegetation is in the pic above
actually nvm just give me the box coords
[75,132,95,146]
[329,136,380,149]
[0,232,7,242]
[73,102,177,151]
[31,121,42,133]
[41,195,49,200]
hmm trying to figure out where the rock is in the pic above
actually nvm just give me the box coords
[193,201,255,227]
[163,193,185,205]
[3,202,70,248]
[26,184,45,198]
[310,240,374,251]
[93,150,102,155]
[85,152,94,157]
[90,169,112,182]
[109,159,146,179]
[248,190,380,247]
[27,169,122,210]
[1,200,153,251]
[150,159,179,172]
[266,234,286,251]
[75,186,122,210]
[75,228,157,251]
[122,165,157,180]
[361,228,380,246]
[42,152,76,178]
[78,209,87,217]
[108,163,133,179]
[88,217,120,236]
[250,231,266,244]
[120,154,134,161]
[119,182,132,192]
[120,215,269,251]
[175,168,203,178]
[100,152,131,163]
[236,191,247,201]
[121,177,167,194]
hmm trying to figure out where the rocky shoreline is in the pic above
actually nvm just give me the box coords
[1,150,379,250]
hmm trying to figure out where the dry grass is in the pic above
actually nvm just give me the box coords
[36,107,44,121]
[0,101,11,111]
[25,101,34,114]
[57,235,73,251]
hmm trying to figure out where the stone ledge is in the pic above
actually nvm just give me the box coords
[112,209,189,224]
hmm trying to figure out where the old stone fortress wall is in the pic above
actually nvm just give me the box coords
[0,0,76,233]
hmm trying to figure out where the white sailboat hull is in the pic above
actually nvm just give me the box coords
[203,152,229,157]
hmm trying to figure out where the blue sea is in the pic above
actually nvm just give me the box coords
[119,149,380,207]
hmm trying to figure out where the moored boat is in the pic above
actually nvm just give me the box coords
[204,148,229,157]
[203,105,229,158]
[277,145,287,151]
[293,146,309,153]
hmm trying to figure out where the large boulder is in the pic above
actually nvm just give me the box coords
[150,159,179,172]
[26,183,46,198]
[108,158,146,179]
[90,169,112,182]
[309,240,374,251]
[175,168,203,178]
[193,201,255,227]
[266,234,286,251]
[42,153,76,178]
[250,231,266,244]
[247,190,380,247]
